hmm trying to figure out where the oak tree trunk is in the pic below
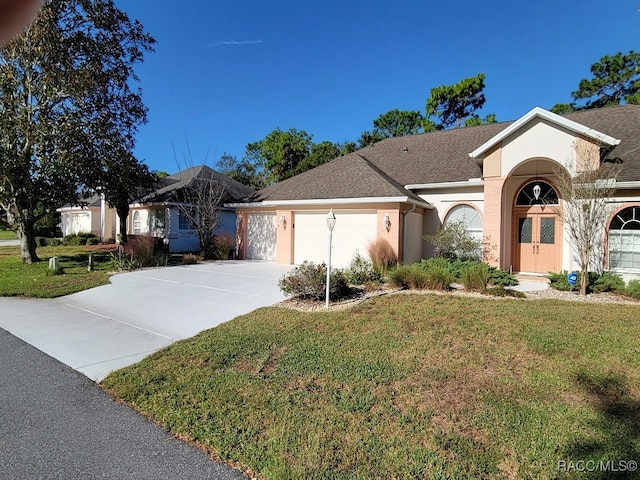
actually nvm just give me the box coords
[18,217,39,263]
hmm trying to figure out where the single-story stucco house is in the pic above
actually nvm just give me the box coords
[229,105,640,280]
[59,165,254,253]
[59,193,116,240]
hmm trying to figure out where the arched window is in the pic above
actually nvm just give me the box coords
[515,181,559,206]
[608,206,640,270]
[133,211,141,235]
[443,204,483,259]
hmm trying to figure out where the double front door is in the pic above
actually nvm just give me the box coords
[514,211,560,273]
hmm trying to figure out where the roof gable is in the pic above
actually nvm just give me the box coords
[139,165,254,203]
[469,107,620,160]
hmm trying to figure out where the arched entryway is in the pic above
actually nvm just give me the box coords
[512,179,562,273]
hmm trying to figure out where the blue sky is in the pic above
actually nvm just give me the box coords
[114,0,639,175]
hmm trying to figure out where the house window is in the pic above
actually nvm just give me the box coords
[515,181,559,206]
[444,204,483,259]
[153,209,165,230]
[179,211,192,230]
[608,206,640,270]
[133,211,141,235]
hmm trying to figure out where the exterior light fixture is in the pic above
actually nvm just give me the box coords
[383,213,391,232]
[279,214,286,227]
[533,184,541,201]
[325,209,336,308]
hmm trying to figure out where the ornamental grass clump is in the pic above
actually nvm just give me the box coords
[367,238,397,276]
[388,263,453,291]
[460,262,490,291]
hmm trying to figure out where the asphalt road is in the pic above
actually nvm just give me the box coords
[0,328,246,480]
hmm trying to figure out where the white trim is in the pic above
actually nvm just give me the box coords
[613,181,640,189]
[405,179,484,190]
[227,196,433,209]
[468,106,620,159]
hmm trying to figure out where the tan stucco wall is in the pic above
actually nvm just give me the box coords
[377,209,403,261]
[236,210,248,259]
[575,136,601,172]
[482,177,506,267]
[276,210,294,264]
[482,145,502,178]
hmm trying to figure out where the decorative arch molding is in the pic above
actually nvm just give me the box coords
[442,202,483,226]
[504,157,567,181]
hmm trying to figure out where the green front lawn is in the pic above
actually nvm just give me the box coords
[0,244,114,297]
[102,294,640,479]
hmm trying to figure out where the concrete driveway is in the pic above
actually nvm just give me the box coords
[0,261,292,381]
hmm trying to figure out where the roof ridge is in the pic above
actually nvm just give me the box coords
[354,153,425,202]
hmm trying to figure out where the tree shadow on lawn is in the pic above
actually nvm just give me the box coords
[560,371,640,479]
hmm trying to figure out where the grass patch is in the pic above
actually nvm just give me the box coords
[0,228,17,240]
[102,294,640,479]
[0,244,114,297]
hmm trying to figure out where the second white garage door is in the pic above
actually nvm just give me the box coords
[247,213,277,260]
[293,211,378,268]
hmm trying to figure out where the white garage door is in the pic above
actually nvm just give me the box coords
[294,211,378,268]
[247,213,276,260]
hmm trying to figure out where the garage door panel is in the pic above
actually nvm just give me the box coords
[294,212,377,268]
[247,214,276,260]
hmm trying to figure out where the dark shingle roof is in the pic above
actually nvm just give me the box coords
[243,105,640,203]
[246,153,425,203]
[140,165,255,203]
[562,105,640,182]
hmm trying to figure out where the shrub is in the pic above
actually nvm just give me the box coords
[426,265,454,290]
[344,252,381,285]
[47,238,62,247]
[388,263,453,291]
[548,271,579,292]
[388,265,413,290]
[548,271,604,294]
[625,279,640,299]
[62,234,82,246]
[37,237,48,247]
[488,267,518,287]
[419,257,517,287]
[104,237,116,244]
[204,234,235,260]
[109,250,140,271]
[86,237,100,246]
[279,261,350,300]
[423,220,482,260]
[591,272,625,294]
[125,236,156,267]
[460,262,490,291]
[182,253,199,265]
[367,239,398,275]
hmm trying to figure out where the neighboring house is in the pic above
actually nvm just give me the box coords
[131,165,254,252]
[59,165,253,253]
[230,105,640,280]
[59,193,117,240]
